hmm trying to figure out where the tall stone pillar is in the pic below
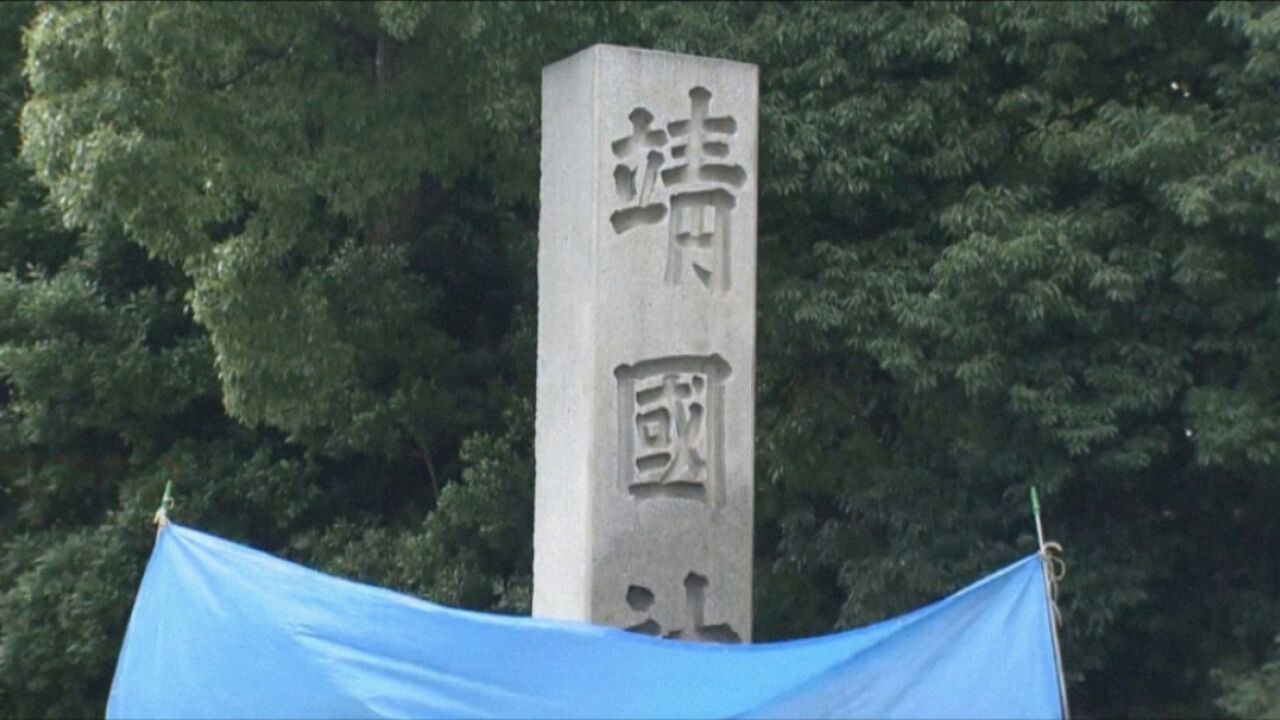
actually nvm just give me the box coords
[534,45,757,641]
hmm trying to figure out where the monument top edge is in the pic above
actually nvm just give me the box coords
[544,43,758,73]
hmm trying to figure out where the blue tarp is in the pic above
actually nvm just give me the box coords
[107,523,1065,719]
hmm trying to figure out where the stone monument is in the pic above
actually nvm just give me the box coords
[533,45,758,641]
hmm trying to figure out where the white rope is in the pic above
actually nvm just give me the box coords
[1042,540,1066,627]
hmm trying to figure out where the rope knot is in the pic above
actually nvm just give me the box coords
[1041,540,1066,627]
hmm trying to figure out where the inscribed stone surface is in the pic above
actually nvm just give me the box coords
[534,44,758,641]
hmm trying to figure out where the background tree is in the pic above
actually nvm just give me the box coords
[2,2,1278,717]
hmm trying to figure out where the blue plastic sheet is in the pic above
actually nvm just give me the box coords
[107,523,1065,719]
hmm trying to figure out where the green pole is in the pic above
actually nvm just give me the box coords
[154,480,174,532]
[159,480,174,513]
[1030,486,1046,550]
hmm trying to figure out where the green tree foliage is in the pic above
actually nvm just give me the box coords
[2,2,1278,717]
[1217,636,1280,719]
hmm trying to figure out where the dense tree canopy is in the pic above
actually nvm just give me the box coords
[2,2,1278,717]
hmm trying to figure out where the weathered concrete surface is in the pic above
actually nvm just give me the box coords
[534,44,758,641]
